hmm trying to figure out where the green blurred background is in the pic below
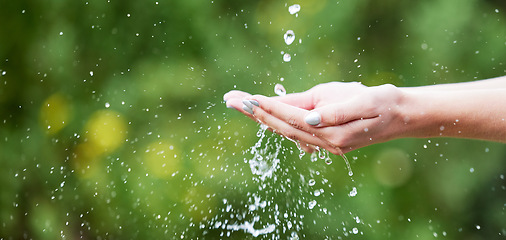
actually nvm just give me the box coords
[1,0,505,239]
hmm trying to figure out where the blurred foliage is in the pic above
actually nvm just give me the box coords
[1,0,506,239]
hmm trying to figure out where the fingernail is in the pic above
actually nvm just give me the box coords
[242,100,253,109]
[305,111,321,126]
[242,104,254,115]
[249,100,259,107]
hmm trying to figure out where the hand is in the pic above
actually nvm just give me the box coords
[224,89,321,153]
[224,82,408,154]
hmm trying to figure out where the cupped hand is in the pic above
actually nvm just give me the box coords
[223,90,318,153]
[224,82,408,154]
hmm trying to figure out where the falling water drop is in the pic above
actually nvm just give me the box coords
[288,4,301,15]
[348,187,358,197]
[314,189,321,197]
[283,53,292,62]
[274,83,286,96]
[340,152,353,176]
[308,200,317,209]
[318,149,325,159]
[308,179,316,186]
[284,30,295,45]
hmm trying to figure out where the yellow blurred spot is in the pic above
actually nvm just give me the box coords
[84,110,127,155]
[72,110,127,178]
[72,142,101,178]
[144,141,181,179]
[374,148,413,187]
[39,93,71,135]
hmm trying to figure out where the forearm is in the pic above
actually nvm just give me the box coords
[405,76,506,91]
[399,88,506,142]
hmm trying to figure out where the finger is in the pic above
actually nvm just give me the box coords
[247,97,341,154]
[223,90,251,104]
[270,91,315,110]
[223,94,262,125]
[250,95,322,134]
[223,90,255,116]
[309,99,379,128]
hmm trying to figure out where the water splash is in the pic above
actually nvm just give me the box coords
[248,125,280,181]
[320,148,353,176]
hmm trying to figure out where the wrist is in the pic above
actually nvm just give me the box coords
[397,88,445,139]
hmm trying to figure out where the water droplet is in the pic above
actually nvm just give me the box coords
[90,71,94,76]
[340,153,353,176]
[314,189,321,197]
[352,227,359,234]
[310,152,317,162]
[284,30,295,45]
[308,200,316,209]
[274,84,286,96]
[105,102,110,108]
[289,231,299,240]
[283,53,291,62]
[348,187,357,197]
[325,158,332,165]
[288,4,301,15]
[318,149,325,159]
[308,179,315,186]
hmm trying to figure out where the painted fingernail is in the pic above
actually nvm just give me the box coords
[249,100,259,107]
[242,104,254,115]
[242,100,253,109]
[305,111,321,126]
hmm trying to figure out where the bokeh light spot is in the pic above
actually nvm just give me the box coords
[144,141,182,179]
[39,93,71,135]
[373,148,413,187]
[84,110,127,155]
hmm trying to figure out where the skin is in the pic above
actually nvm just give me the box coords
[223,76,506,154]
